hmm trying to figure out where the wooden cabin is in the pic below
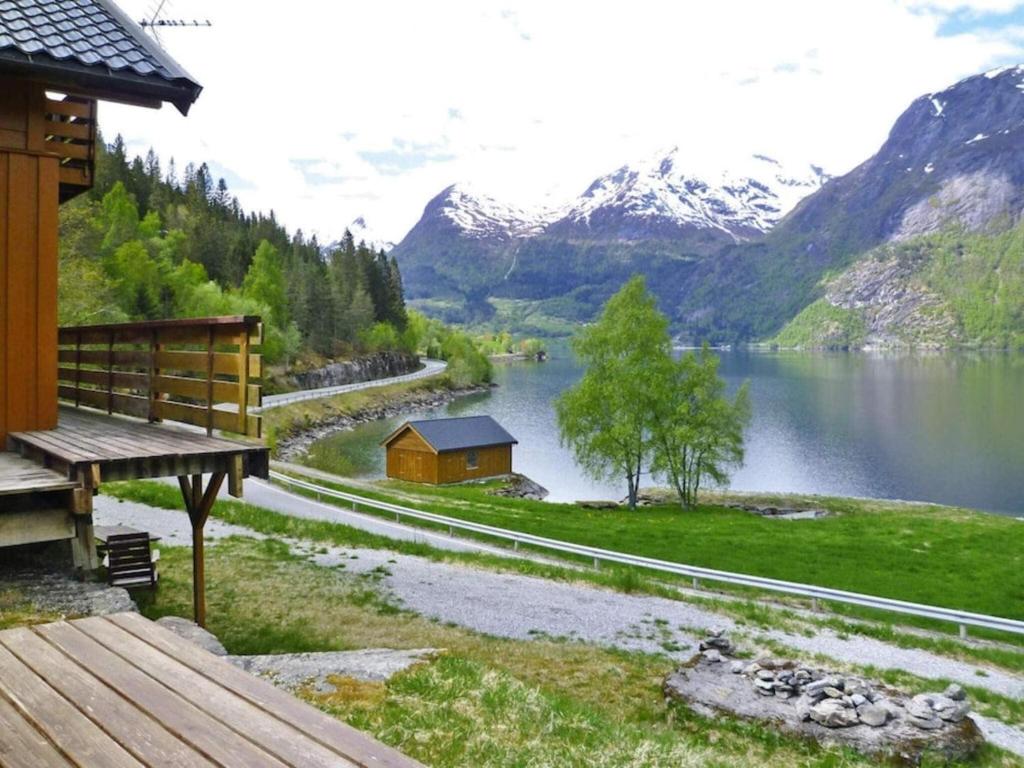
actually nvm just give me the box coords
[383,415,517,484]
[0,0,266,627]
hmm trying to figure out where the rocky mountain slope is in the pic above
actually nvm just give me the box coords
[764,66,1024,349]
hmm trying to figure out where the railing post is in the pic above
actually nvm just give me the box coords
[147,327,159,423]
[106,331,114,414]
[237,323,250,435]
[74,330,82,408]
[205,324,215,436]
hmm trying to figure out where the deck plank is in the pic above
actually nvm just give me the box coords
[74,617,357,768]
[0,453,76,495]
[0,643,143,768]
[108,613,421,768]
[34,622,289,768]
[0,627,214,768]
[7,406,268,484]
[0,691,74,768]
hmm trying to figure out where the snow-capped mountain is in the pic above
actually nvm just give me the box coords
[322,217,396,256]
[546,149,829,242]
[347,216,395,253]
[391,149,829,308]
[419,184,559,242]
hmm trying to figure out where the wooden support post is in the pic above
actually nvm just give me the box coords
[179,471,226,628]
[227,454,243,499]
[70,467,98,573]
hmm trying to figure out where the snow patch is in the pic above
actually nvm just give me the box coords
[930,97,944,117]
[965,133,988,145]
[924,162,935,174]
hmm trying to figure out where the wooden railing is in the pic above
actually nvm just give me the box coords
[58,317,263,438]
[43,95,97,201]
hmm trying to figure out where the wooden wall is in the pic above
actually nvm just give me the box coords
[437,445,512,484]
[0,78,60,444]
[385,427,513,484]
[385,429,438,484]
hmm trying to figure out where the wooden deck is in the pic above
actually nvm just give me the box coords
[0,453,76,496]
[8,406,269,484]
[0,612,422,768]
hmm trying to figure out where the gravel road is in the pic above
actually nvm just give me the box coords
[93,492,1024,757]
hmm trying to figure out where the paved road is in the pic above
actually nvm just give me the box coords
[256,358,447,411]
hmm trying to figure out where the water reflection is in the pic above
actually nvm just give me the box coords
[299,350,1024,514]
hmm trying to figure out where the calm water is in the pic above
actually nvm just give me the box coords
[299,350,1024,515]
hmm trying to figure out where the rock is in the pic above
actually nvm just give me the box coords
[805,678,839,697]
[287,352,420,391]
[910,716,943,731]
[907,695,935,720]
[810,699,860,728]
[938,702,971,723]
[488,473,549,500]
[756,669,776,681]
[730,661,745,674]
[944,684,967,702]
[858,703,889,727]
[156,616,227,656]
[702,649,722,663]
[823,687,844,699]
[576,500,619,510]
[700,635,734,653]
[663,656,984,762]
[743,663,762,676]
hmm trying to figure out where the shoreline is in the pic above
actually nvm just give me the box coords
[275,381,493,461]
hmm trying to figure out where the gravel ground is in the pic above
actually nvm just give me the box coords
[94,493,1024,757]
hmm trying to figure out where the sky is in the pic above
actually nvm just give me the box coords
[103,0,1024,246]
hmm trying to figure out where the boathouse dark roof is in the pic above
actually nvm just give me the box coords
[0,0,202,114]
[385,415,518,453]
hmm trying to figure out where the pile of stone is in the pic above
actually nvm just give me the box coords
[730,657,970,730]
[666,630,982,762]
[723,502,828,519]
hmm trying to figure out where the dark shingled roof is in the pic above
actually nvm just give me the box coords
[0,0,201,114]
[390,416,518,453]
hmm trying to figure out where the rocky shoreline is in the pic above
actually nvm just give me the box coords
[275,382,492,461]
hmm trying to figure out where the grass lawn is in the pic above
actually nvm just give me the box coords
[128,537,1015,767]
[270,471,1024,624]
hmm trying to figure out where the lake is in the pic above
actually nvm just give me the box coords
[297,349,1024,515]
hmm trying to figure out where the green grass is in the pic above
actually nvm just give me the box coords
[128,537,1016,767]
[266,471,1024,626]
[107,478,1024,677]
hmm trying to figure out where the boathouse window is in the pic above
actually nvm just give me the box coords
[466,449,479,469]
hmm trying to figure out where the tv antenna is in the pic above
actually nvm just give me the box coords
[140,1,212,45]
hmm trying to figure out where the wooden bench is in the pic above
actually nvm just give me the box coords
[103,531,158,589]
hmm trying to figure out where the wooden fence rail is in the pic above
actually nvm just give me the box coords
[57,316,263,438]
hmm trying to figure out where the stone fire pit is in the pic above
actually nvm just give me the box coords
[664,631,982,764]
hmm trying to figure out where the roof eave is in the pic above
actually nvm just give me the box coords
[0,51,202,115]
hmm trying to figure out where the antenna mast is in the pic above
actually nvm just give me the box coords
[140,1,212,44]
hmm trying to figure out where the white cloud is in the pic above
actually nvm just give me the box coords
[103,0,1024,243]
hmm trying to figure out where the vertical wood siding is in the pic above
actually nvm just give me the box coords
[0,149,60,444]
